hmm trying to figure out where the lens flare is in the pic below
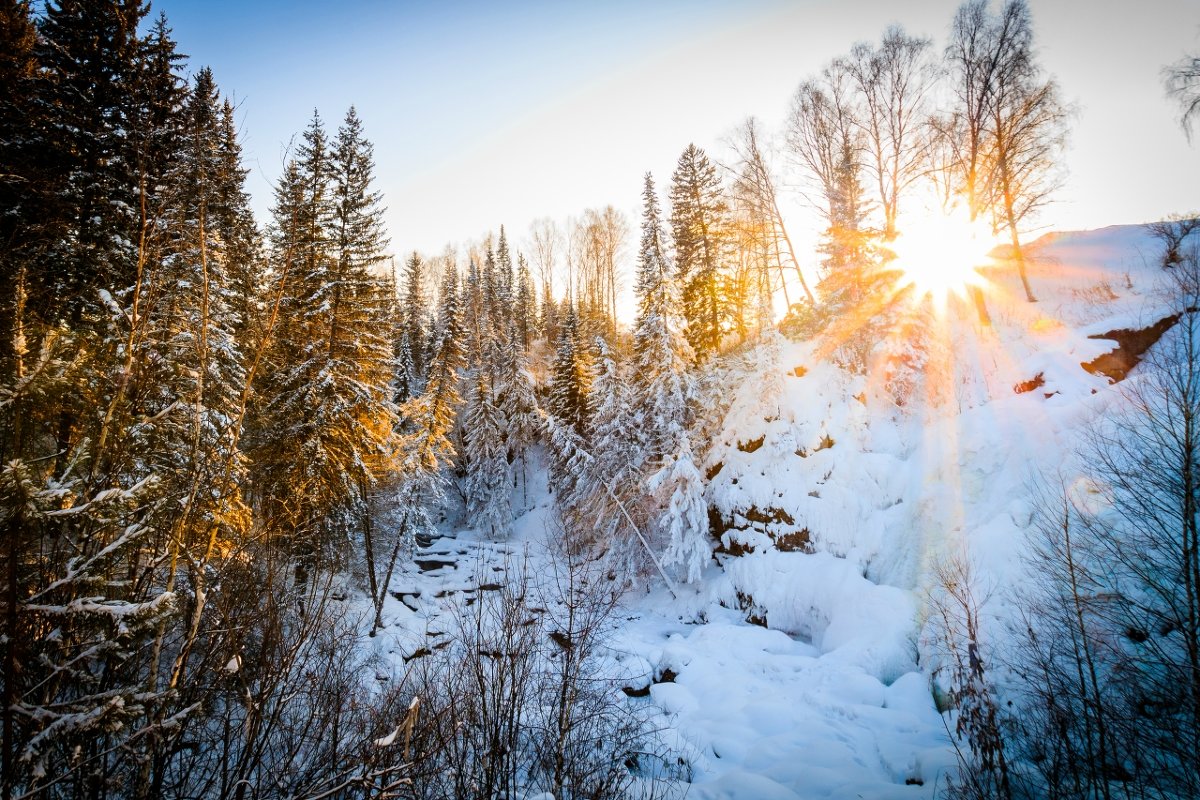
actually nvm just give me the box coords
[890,207,998,304]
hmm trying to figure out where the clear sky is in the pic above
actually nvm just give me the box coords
[153,0,1200,268]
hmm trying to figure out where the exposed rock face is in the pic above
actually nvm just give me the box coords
[1083,314,1180,383]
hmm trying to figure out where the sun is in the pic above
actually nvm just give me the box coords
[890,207,998,304]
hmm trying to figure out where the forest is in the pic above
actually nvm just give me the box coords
[2,0,1200,798]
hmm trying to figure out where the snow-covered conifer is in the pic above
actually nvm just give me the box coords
[549,303,591,435]
[401,251,428,391]
[570,338,644,545]
[252,109,397,548]
[633,173,696,464]
[464,368,512,538]
[670,143,729,359]
[515,252,535,349]
[649,440,710,583]
[633,172,710,583]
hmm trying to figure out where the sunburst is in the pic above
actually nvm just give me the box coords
[890,207,998,306]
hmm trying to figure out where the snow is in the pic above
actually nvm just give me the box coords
[364,223,1182,798]
[373,727,400,748]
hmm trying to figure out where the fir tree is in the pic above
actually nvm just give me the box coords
[495,225,515,318]
[130,12,188,229]
[365,267,467,633]
[568,338,644,549]
[648,442,710,583]
[463,257,491,375]
[150,67,248,542]
[588,339,644,493]
[330,106,388,284]
[406,266,466,477]
[394,331,419,408]
[634,173,695,463]
[496,315,541,507]
[0,0,41,365]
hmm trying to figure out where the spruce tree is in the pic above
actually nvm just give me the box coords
[406,266,466,477]
[670,143,729,359]
[463,257,490,375]
[400,251,428,395]
[0,0,42,364]
[493,299,540,507]
[35,0,149,323]
[215,99,262,345]
[570,338,644,548]
[150,67,248,542]
[633,173,709,583]
[549,303,591,436]
[495,225,515,318]
[253,109,397,552]
[634,173,695,462]
[330,106,388,286]
[515,252,534,350]
[131,12,188,230]
[464,368,512,538]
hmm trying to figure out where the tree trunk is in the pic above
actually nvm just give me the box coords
[772,196,815,306]
[1003,189,1035,302]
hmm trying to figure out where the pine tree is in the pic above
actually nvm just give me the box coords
[669,143,729,359]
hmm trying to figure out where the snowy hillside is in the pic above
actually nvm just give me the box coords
[372,222,1187,799]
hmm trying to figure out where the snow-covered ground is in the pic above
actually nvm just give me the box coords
[369,223,1185,799]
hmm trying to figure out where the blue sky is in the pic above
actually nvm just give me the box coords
[154,0,1200,267]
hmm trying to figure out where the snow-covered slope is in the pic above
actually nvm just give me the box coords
[629,223,1185,798]
[373,223,1186,799]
